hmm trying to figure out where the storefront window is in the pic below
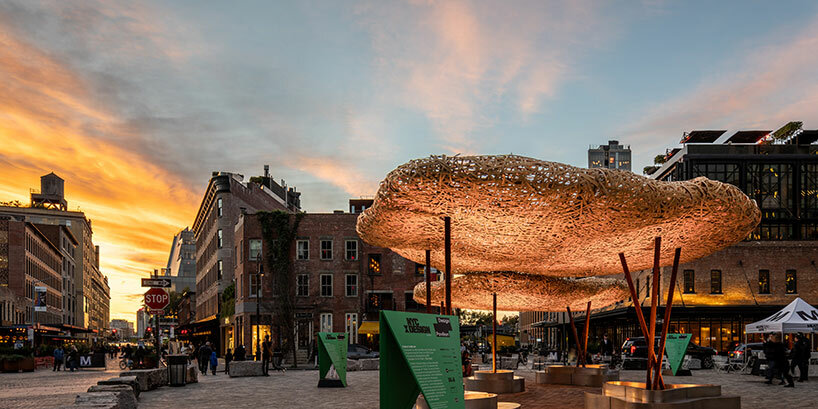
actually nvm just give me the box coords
[251,324,272,358]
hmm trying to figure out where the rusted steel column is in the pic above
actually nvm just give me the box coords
[620,251,659,389]
[644,237,661,388]
[567,306,582,367]
[653,247,681,390]
[425,249,432,314]
[583,301,591,367]
[444,216,452,315]
[493,292,497,373]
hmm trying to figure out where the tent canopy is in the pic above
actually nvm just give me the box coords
[745,297,818,334]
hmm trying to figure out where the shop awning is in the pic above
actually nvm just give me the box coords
[358,321,379,335]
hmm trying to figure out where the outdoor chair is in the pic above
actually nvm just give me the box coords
[712,355,742,373]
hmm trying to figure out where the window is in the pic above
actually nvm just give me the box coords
[345,274,358,297]
[217,229,223,248]
[320,240,333,260]
[368,254,381,275]
[320,313,333,333]
[320,274,333,297]
[250,273,260,298]
[683,270,695,293]
[249,239,262,261]
[758,270,770,294]
[415,263,426,276]
[710,270,722,294]
[785,270,797,294]
[345,240,357,261]
[297,240,309,260]
[297,274,309,297]
[217,260,223,280]
[345,313,358,344]
[217,197,223,217]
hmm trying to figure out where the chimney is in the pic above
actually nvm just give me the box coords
[264,165,269,178]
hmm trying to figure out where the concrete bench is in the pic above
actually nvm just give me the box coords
[85,385,137,409]
[120,368,167,391]
[228,360,264,377]
[73,392,121,408]
[98,376,140,398]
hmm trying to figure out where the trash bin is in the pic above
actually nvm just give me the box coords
[167,354,188,387]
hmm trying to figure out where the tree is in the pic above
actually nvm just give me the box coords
[457,310,494,326]
[501,314,519,329]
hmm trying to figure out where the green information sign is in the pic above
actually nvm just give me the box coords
[380,310,464,409]
[317,332,348,387]
[665,333,692,376]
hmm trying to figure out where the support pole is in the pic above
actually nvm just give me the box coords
[444,217,452,315]
[567,306,581,367]
[645,237,661,388]
[619,252,661,389]
[493,293,497,373]
[583,301,591,367]
[653,247,681,389]
[425,250,432,314]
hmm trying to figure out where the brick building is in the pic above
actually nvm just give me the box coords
[580,126,818,353]
[186,168,300,353]
[232,200,433,363]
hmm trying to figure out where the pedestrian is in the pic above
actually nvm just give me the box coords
[764,333,794,387]
[198,342,212,375]
[209,349,218,375]
[53,346,64,371]
[601,334,614,358]
[235,344,246,361]
[262,336,271,376]
[791,333,810,382]
[225,348,233,375]
[68,346,79,372]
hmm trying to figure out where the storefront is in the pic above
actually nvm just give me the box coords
[176,315,220,354]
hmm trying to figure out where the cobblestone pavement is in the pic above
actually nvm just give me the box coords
[0,357,121,409]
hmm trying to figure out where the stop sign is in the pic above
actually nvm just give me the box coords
[144,287,169,311]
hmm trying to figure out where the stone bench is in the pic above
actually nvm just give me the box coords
[186,365,198,383]
[228,360,264,377]
[120,368,167,391]
[85,385,137,409]
[98,376,140,398]
[72,392,120,408]
[346,358,378,371]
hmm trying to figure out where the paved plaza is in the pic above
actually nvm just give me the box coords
[2,359,818,408]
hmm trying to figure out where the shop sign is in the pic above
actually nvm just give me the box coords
[665,333,692,376]
[379,310,464,409]
[317,332,348,387]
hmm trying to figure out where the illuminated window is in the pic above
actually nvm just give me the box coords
[785,270,797,294]
[320,240,332,260]
[710,270,722,294]
[345,274,358,297]
[367,254,381,275]
[758,270,770,294]
[297,240,309,260]
[217,229,223,248]
[345,240,357,261]
[249,239,262,261]
[217,198,223,217]
[683,270,695,293]
[297,274,309,297]
[217,260,223,280]
[320,274,332,297]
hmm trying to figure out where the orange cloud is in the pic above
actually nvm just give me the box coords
[0,24,199,322]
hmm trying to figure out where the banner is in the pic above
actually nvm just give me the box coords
[34,286,47,312]
[318,332,348,387]
[665,333,692,376]
[380,310,464,409]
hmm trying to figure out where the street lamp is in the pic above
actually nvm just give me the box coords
[256,261,264,361]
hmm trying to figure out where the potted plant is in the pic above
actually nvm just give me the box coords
[1,355,24,373]
[19,355,35,372]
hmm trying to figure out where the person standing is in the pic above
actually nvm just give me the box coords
[224,348,233,375]
[601,334,614,358]
[765,334,794,387]
[68,346,79,372]
[198,342,212,375]
[53,346,64,371]
[261,336,271,376]
[791,333,810,382]
[209,349,218,375]
[235,344,246,361]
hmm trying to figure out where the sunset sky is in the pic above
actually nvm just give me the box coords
[2,1,818,322]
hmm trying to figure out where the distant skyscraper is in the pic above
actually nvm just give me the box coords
[588,140,632,171]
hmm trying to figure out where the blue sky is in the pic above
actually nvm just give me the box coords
[3,0,818,319]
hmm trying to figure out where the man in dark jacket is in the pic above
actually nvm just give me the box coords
[198,342,212,375]
[764,334,794,387]
[234,344,246,361]
[791,333,810,382]
[601,334,614,357]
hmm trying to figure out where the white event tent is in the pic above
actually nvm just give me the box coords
[745,297,818,334]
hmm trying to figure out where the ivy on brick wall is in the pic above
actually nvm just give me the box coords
[257,210,304,367]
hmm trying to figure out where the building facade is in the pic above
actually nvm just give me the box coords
[166,228,196,293]
[188,168,300,353]
[588,140,632,171]
[231,200,432,363]
[110,319,134,339]
[587,127,818,353]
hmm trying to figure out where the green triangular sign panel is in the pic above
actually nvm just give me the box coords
[380,310,465,409]
[665,333,691,376]
[318,332,347,387]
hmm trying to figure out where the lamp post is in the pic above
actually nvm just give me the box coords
[256,261,264,361]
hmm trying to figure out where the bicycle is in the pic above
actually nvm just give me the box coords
[118,357,133,370]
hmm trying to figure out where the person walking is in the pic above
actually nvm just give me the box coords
[53,346,64,371]
[198,342,212,375]
[224,348,233,375]
[765,334,794,387]
[601,334,614,358]
[261,336,271,376]
[68,346,79,372]
[209,349,218,375]
[791,333,810,382]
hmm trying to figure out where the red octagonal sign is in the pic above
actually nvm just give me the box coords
[144,287,169,311]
